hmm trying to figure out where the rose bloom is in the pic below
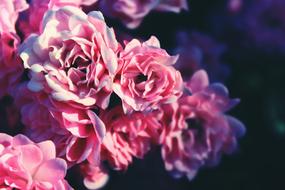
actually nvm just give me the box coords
[19,0,98,38]
[20,6,121,109]
[80,161,109,190]
[100,105,162,170]
[114,36,183,113]
[13,83,106,166]
[160,70,246,180]
[98,0,188,28]
[0,0,28,97]
[0,133,72,189]
[0,33,24,98]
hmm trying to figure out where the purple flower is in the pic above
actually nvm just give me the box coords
[159,70,245,180]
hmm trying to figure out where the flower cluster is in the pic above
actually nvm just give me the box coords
[0,0,245,189]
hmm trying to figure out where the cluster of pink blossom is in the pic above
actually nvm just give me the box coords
[0,0,245,189]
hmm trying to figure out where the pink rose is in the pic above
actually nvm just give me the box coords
[20,6,121,109]
[0,133,72,189]
[98,0,188,28]
[100,106,162,170]
[0,0,28,97]
[80,161,109,190]
[160,70,246,180]
[114,36,183,113]
[19,0,99,38]
[0,32,23,97]
[13,83,106,166]
[0,0,28,33]
[54,108,106,165]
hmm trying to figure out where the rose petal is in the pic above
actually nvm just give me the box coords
[19,144,43,175]
[34,158,67,182]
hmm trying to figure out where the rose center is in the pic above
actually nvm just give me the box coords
[7,39,14,47]
[72,57,91,72]
[135,74,148,84]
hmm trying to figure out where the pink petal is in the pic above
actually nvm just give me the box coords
[66,137,93,163]
[19,144,43,175]
[83,172,109,190]
[87,110,106,141]
[12,134,33,146]
[186,69,209,93]
[37,140,56,160]
[34,158,67,182]
[0,133,12,147]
